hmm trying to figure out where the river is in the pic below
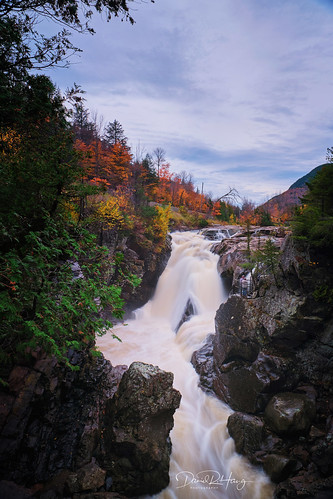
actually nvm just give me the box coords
[97,231,274,499]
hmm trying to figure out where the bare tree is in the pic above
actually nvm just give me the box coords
[134,141,147,163]
[91,110,104,139]
[153,147,166,178]
[215,187,240,203]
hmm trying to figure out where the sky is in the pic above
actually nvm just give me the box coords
[44,0,333,204]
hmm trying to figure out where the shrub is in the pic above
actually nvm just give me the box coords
[0,215,131,376]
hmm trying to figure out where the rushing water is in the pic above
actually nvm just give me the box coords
[97,231,274,499]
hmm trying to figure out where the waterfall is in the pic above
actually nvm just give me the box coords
[97,231,274,499]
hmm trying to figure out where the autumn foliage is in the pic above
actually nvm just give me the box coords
[70,112,220,233]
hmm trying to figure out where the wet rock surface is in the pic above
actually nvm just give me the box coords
[264,392,316,435]
[192,232,333,498]
[0,353,180,498]
[102,362,181,497]
[100,230,172,319]
[121,235,172,313]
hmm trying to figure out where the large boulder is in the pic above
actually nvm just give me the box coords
[102,362,181,497]
[211,352,296,413]
[227,412,265,455]
[212,333,260,367]
[215,290,311,351]
[213,363,269,413]
[264,392,316,435]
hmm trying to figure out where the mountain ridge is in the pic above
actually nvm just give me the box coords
[259,163,328,220]
[289,163,328,189]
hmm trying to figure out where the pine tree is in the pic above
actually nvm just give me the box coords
[103,120,128,148]
[293,163,333,249]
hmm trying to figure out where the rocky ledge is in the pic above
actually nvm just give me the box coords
[192,233,333,498]
[0,353,181,498]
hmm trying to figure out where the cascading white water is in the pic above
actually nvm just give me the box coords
[97,231,274,499]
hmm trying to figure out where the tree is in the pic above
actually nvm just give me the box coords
[0,0,153,75]
[240,198,257,224]
[2,0,143,28]
[151,162,172,203]
[72,101,96,143]
[0,217,126,374]
[254,239,281,286]
[213,200,234,222]
[141,153,158,184]
[130,153,158,206]
[255,208,273,226]
[293,162,333,249]
[215,187,240,204]
[104,120,128,148]
[153,147,166,178]
[0,76,79,230]
[106,141,133,186]
[0,0,155,125]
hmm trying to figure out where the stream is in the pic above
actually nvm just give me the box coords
[97,231,274,499]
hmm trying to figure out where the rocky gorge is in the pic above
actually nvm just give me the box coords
[192,226,333,498]
[1,225,332,499]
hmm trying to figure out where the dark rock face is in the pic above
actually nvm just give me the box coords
[192,234,333,498]
[120,236,172,313]
[98,230,172,320]
[102,362,181,497]
[0,354,180,498]
[210,294,299,413]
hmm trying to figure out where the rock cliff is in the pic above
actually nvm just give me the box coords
[0,353,180,498]
[192,231,333,498]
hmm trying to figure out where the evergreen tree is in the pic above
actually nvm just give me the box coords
[103,120,128,148]
[72,101,96,143]
[142,153,158,186]
[293,163,333,249]
[255,208,273,226]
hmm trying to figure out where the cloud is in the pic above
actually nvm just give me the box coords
[46,0,333,204]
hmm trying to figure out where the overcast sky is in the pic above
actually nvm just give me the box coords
[45,0,333,204]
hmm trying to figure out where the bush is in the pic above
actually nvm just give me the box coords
[198,217,209,228]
